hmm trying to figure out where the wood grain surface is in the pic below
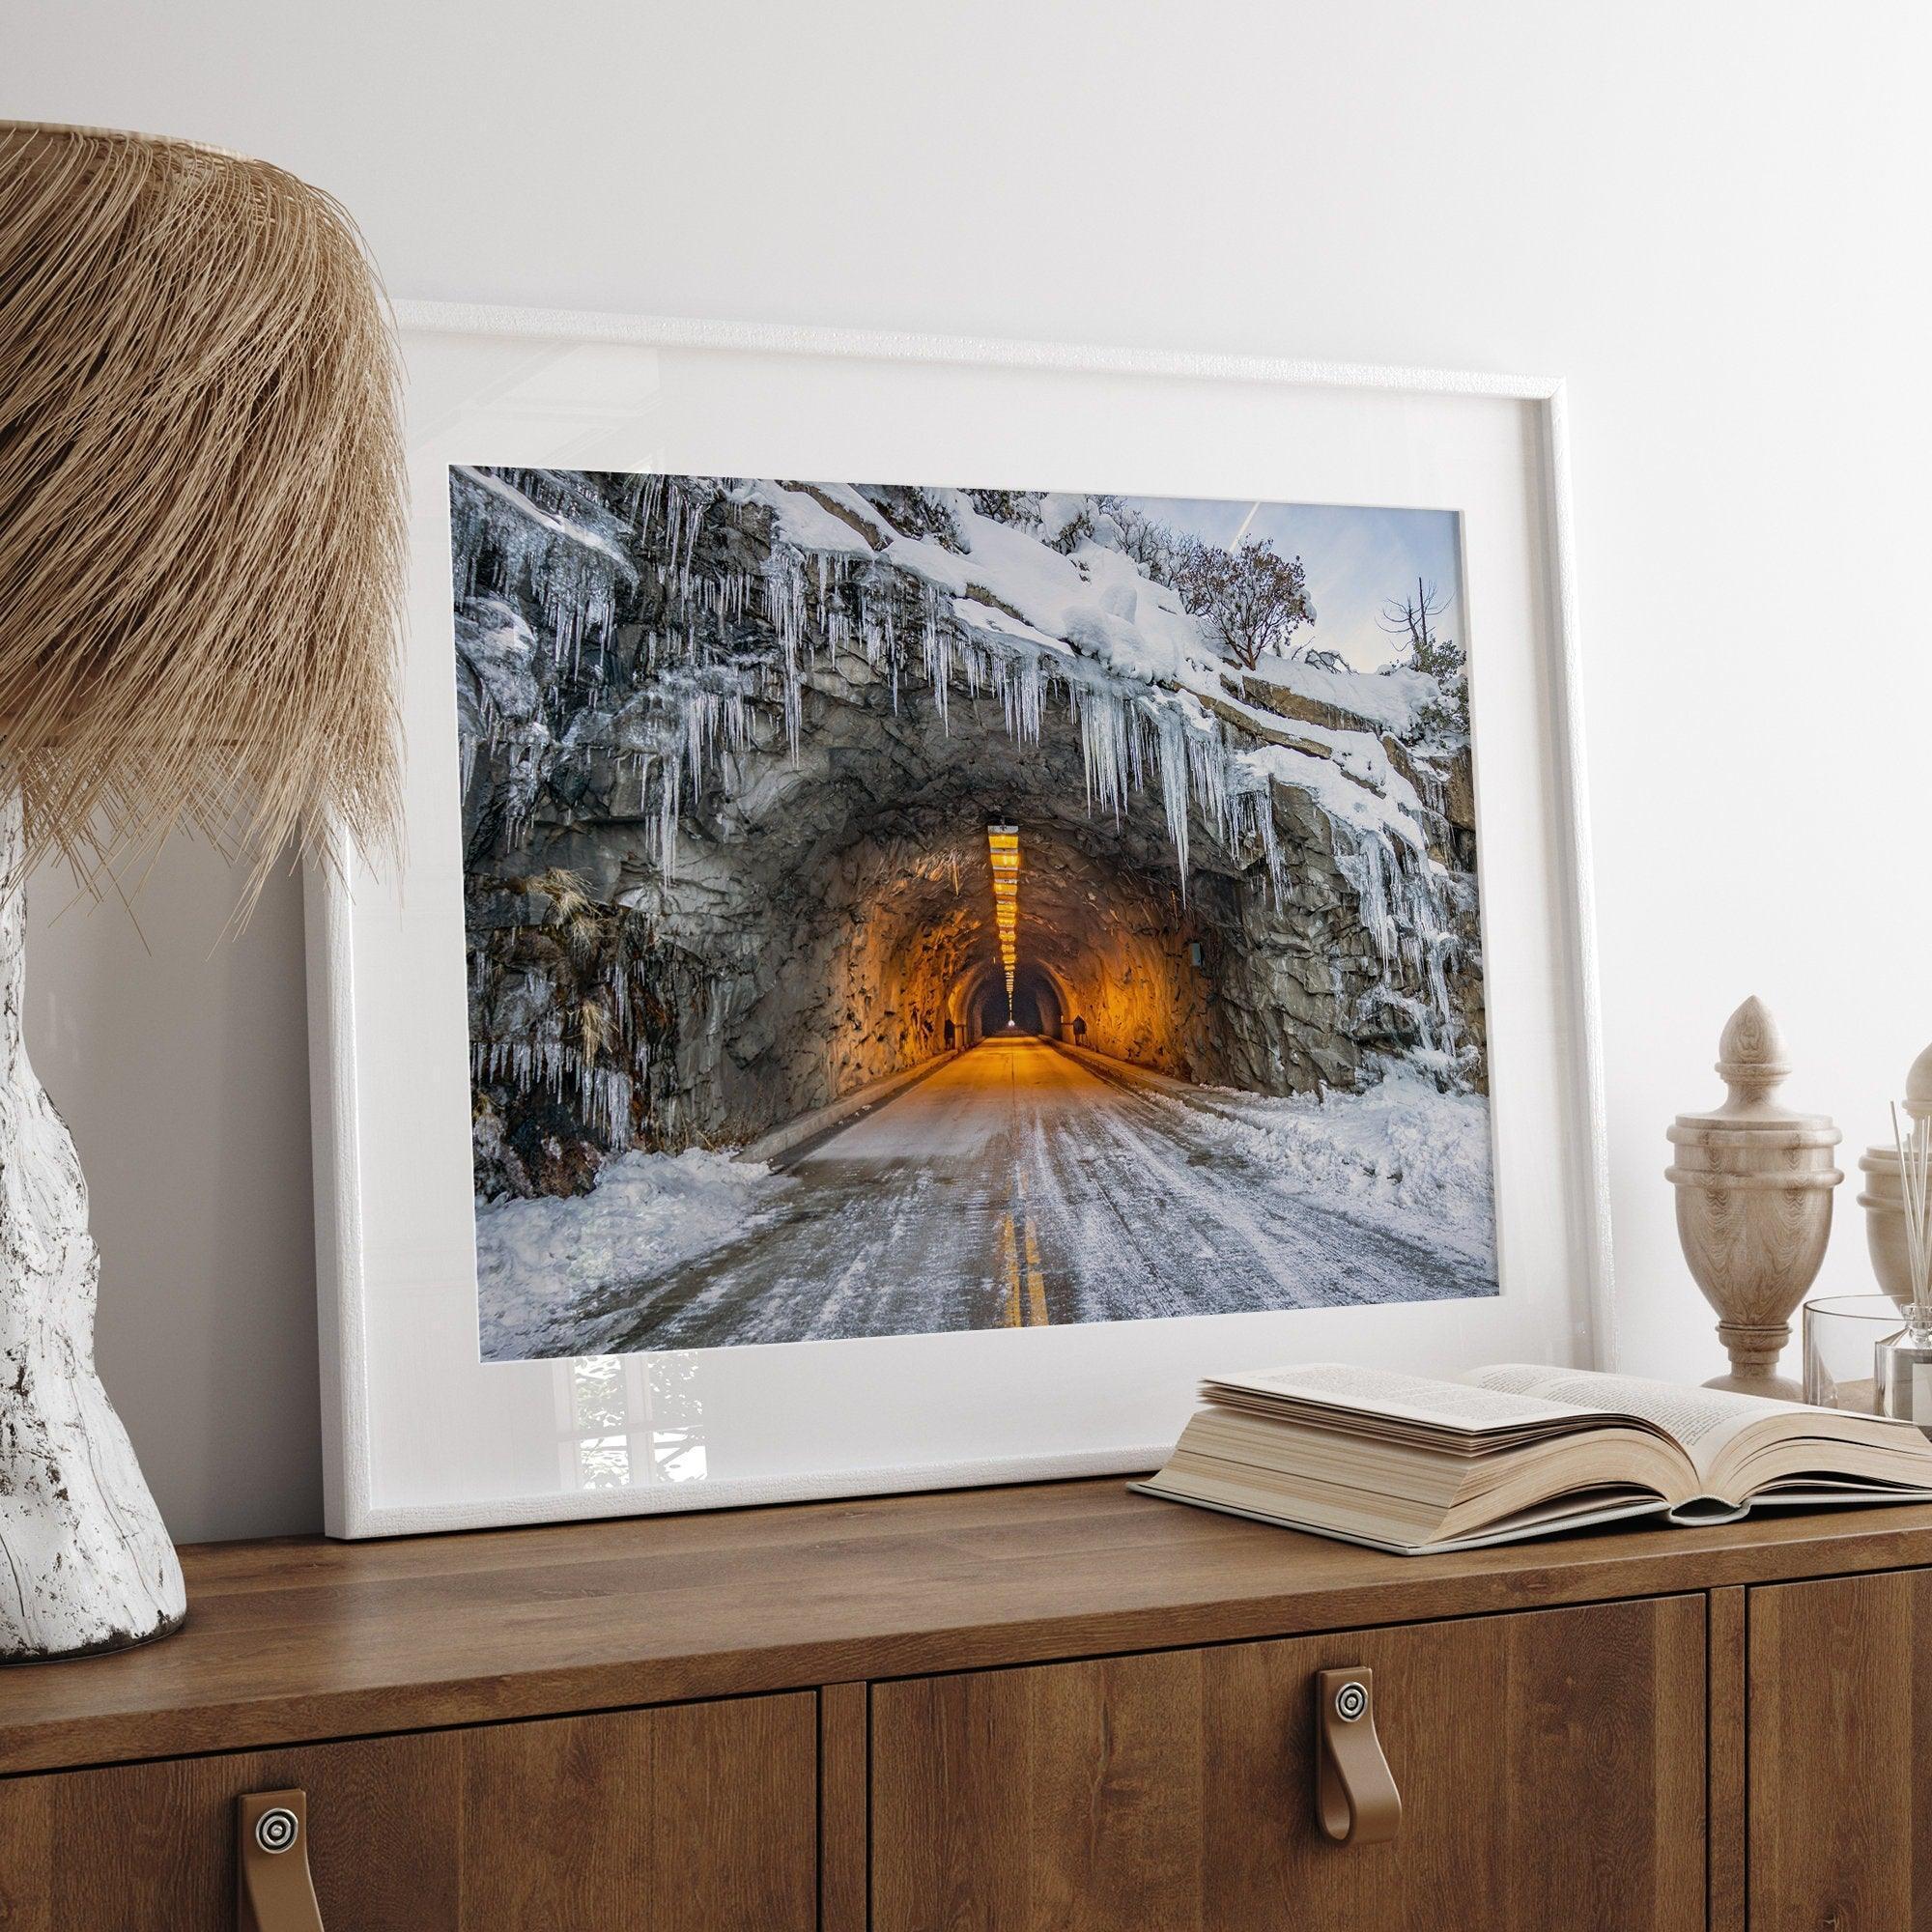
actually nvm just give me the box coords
[1707,1584,1746,1932]
[2,1478,1931,1776]
[871,1593,1706,1931]
[818,1681,868,1932]
[0,1693,816,1931]
[1748,1568,1932,1930]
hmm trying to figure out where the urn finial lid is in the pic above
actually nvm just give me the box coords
[1907,1041,1932,1120]
[1856,1040,1932,1164]
[1716,995,1788,1099]
[1675,996,1833,1131]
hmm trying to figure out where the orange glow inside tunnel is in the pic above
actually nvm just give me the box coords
[988,822,1019,1005]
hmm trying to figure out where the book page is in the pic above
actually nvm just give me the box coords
[1208,1362,1601,1434]
[1130,1477,1677,1555]
[1463,1365,1805,1477]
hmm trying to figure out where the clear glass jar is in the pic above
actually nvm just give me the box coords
[1802,1294,1903,1413]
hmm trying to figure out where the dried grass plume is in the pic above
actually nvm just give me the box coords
[0,122,405,898]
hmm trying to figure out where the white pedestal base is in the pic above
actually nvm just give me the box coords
[0,799,185,1661]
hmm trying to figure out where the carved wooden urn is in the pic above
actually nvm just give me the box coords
[1665,998,1842,1399]
[1857,1041,1932,1308]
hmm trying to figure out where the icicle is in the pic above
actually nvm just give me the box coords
[1324,820,1462,1050]
[923,584,950,732]
[1072,685,1132,824]
[760,549,809,762]
[998,652,1043,744]
[470,1038,635,1153]
[1155,707,1190,888]
[449,467,644,686]
[655,754,681,880]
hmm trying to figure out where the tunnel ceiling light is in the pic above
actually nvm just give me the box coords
[987,822,1021,1017]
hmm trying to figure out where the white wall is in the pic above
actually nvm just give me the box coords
[8,0,1931,1543]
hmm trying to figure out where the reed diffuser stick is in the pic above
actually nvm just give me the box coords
[1891,1101,1932,1339]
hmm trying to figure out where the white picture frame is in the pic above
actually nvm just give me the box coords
[306,300,1611,1538]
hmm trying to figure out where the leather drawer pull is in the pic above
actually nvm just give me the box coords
[1315,1667,1401,1846]
[238,1790,325,1931]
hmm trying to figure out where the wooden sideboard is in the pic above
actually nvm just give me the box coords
[1,1477,1929,1928]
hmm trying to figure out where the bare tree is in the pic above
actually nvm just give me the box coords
[1378,577,1460,679]
[1380,576,1468,733]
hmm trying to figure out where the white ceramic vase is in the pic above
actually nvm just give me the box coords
[0,795,185,1661]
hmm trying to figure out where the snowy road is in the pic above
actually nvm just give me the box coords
[566,1037,1491,1353]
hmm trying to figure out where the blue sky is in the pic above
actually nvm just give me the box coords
[1124,495,1463,673]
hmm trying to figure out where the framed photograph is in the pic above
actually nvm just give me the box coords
[306,302,1610,1537]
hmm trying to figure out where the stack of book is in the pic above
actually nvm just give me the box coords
[1134,1361,1932,1554]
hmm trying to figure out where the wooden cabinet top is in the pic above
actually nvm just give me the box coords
[6,1477,1932,1776]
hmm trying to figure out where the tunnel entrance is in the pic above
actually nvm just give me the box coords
[637,672,1261,1137]
[470,637,1356,1159]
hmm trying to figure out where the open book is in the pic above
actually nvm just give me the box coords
[1131,1362,1932,1554]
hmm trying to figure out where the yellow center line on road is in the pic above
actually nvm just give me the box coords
[1023,1220,1048,1325]
[989,1044,1052,1327]
[1015,1164,1049,1326]
[1000,1215,1022,1327]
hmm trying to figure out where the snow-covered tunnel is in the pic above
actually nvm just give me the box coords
[469,647,1438,1173]
[456,468,1487,1200]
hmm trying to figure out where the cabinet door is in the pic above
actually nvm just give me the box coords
[0,1691,816,1931]
[1749,1569,1932,1931]
[871,1596,1704,1932]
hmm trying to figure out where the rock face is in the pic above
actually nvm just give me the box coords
[454,469,1486,1198]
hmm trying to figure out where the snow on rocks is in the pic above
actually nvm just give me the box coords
[1238,655,1440,738]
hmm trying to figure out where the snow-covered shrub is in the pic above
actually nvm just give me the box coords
[1035,492,1095,553]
